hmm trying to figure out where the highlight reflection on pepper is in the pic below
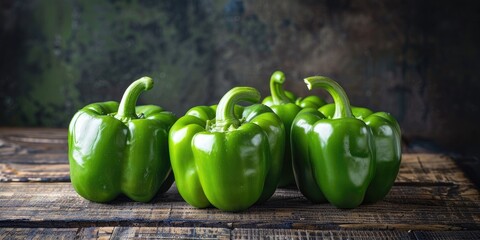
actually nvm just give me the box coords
[169,87,285,211]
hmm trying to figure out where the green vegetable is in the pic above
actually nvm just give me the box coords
[291,76,401,208]
[262,89,296,106]
[68,77,176,203]
[318,103,402,203]
[169,87,285,211]
[262,71,326,187]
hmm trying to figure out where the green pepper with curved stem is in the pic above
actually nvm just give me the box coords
[291,76,376,208]
[262,75,326,109]
[68,77,176,203]
[291,76,402,208]
[262,71,326,187]
[262,89,296,106]
[317,104,401,203]
[318,103,373,120]
[169,87,285,211]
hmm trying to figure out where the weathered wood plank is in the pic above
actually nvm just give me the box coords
[414,230,480,240]
[0,128,67,164]
[0,163,70,182]
[232,228,411,239]
[3,227,479,240]
[0,153,68,164]
[0,128,67,145]
[78,227,231,239]
[0,228,78,239]
[1,128,479,234]
[0,182,478,230]
[63,227,415,240]
[0,227,413,240]
[397,154,475,185]
[0,227,231,239]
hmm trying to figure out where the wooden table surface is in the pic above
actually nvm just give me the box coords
[0,128,479,239]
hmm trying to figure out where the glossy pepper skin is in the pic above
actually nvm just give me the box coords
[291,76,402,208]
[169,87,285,211]
[68,77,176,203]
[262,71,326,187]
[291,76,375,208]
[317,103,402,203]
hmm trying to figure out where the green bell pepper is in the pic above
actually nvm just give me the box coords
[316,103,402,203]
[169,87,285,211]
[291,76,401,208]
[68,77,176,203]
[262,71,326,187]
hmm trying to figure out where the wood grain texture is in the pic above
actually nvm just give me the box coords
[0,128,67,164]
[0,128,68,182]
[0,163,70,182]
[2,227,480,240]
[0,227,230,240]
[1,128,480,239]
[0,181,478,231]
[413,231,480,240]
[78,227,231,239]
[231,228,411,239]
[0,228,78,240]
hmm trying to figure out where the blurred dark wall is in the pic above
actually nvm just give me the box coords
[1,0,479,155]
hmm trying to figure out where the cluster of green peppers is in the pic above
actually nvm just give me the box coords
[68,72,401,211]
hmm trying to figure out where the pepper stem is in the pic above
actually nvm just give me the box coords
[214,87,261,131]
[270,71,291,104]
[115,76,153,122]
[304,76,353,119]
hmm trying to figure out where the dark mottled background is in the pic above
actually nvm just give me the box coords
[1,0,479,155]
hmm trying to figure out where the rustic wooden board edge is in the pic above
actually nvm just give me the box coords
[0,163,70,182]
[0,227,78,239]
[0,226,232,239]
[1,219,478,232]
[2,227,480,240]
[413,230,480,240]
[0,181,479,231]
